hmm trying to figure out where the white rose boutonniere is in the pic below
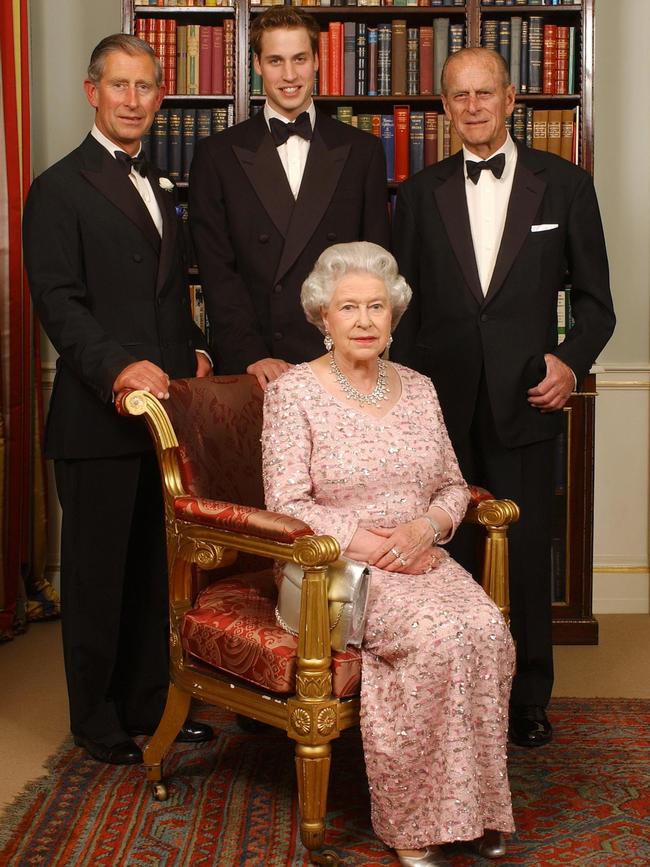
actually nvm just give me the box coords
[159,177,174,192]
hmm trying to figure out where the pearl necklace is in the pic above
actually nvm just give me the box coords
[329,352,390,407]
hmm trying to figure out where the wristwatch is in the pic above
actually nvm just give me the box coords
[423,515,442,545]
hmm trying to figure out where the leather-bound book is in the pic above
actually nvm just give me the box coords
[556,26,569,95]
[367,26,378,96]
[393,104,410,182]
[165,20,177,95]
[419,26,433,96]
[176,26,187,95]
[168,107,182,182]
[344,22,356,95]
[211,26,224,95]
[528,16,543,94]
[152,108,169,173]
[409,111,424,175]
[199,26,212,95]
[560,108,575,162]
[378,23,392,97]
[424,111,438,167]
[328,22,343,96]
[224,18,234,95]
[318,31,329,95]
[380,114,395,183]
[433,18,449,95]
[543,24,558,94]
[391,19,407,96]
[407,26,418,96]
[181,108,196,182]
[186,24,200,95]
[356,22,367,96]
[547,109,562,156]
[532,109,549,152]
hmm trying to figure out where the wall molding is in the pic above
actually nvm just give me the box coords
[593,565,649,574]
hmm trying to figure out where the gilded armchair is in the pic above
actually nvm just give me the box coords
[117,374,518,865]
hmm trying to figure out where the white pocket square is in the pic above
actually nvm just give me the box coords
[531,223,559,233]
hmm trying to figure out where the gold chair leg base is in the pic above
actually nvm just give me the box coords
[310,850,342,866]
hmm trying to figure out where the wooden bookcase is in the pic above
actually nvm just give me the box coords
[123,0,599,644]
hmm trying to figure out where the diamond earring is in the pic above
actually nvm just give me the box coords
[324,331,333,352]
[386,334,393,348]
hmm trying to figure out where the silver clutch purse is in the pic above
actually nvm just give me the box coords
[276,557,371,652]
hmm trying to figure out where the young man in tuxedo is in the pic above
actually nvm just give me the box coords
[189,6,390,389]
[392,48,615,747]
[23,35,213,764]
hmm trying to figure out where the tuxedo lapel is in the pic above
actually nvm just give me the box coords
[274,128,350,284]
[79,137,161,254]
[484,153,546,304]
[434,156,483,306]
[233,124,294,239]
[150,169,177,293]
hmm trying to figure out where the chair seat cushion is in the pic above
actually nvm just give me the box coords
[181,570,361,697]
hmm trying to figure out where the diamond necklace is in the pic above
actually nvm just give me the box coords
[329,351,390,407]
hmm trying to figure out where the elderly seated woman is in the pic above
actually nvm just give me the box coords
[261,241,514,867]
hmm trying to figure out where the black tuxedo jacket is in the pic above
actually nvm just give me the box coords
[189,109,391,372]
[392,143,615,449]
[24,134,207,459]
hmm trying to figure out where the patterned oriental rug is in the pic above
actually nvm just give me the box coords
[1,698,649,866]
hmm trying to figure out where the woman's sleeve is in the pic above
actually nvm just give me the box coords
[425,379,471,538]
[262,377,360,551]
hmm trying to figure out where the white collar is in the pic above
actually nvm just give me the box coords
[462,131,516,177]
[263,100,316,131]
[91,124,142,160]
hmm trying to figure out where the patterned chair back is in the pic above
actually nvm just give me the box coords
[164,375,265,509]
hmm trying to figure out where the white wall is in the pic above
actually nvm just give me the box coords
[30,0,121,589]
[592,0,650,612]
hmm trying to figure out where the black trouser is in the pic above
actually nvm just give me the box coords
[448,377,555,709]
[54,452,169,744]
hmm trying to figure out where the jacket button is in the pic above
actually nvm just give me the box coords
[259,234,269,243]
[480,314,488,322]
[326,232,337,241]
[274,284,282,294]
[273,331,283,340]
[133,253,143,262]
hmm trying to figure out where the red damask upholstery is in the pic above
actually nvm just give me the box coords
[174,497,313,543]
[182,570,361,697]
[165,376,266,507]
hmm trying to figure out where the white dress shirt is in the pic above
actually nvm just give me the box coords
[91,124,163,237]
[264,101,316,200]
[463,132,517,296]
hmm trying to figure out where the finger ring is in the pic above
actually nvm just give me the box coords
[398,555,407,566]
[390,547,401,558]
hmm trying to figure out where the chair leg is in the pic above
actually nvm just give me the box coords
[295,742,332,852]
[143,682,191,786]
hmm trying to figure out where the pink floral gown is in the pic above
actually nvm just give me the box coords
[262,363,515,849]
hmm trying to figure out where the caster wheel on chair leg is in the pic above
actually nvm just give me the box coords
[152,781,168,801]
[311,850,341,866]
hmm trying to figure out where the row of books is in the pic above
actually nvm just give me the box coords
[483,17,577,95]
[143,105,235,181]
[251,19,463,98]
[142,2,231,6]
[484,1,575,6]
[333,101,577,181]
[135,18,235,96]
[252,2,465,6]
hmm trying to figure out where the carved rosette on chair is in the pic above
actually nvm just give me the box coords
[116,377,518,864]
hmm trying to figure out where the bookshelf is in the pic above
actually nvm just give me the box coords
[122,0,599,644]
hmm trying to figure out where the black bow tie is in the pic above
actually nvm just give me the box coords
[269,112,312,147]
[465,153,506,184]
[114,150,148,178]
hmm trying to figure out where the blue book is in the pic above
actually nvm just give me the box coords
[409,112,424,177]
[380,115,395,183]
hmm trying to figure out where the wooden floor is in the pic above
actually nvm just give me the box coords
[1,615,649,811]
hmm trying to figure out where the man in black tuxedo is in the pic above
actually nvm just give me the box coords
[190,6,390,388]
[23,35,213,764]
[392,48,615,747]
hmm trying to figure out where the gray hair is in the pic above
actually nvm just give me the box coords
[301,241,412,331]
[87,34,162,88]
[441,47,510,95]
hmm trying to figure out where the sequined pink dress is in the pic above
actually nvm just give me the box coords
[262,363,515,849]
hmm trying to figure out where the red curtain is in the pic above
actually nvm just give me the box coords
[0,0,55,641]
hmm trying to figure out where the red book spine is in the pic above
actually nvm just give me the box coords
[371,114,381,139]
[211,26,224,95]
[394,104,410,182]
[166,20,176,95]
[154,20,166,91]
[318,32,329,96]
[135,18,146,41]
[328,22,343,97]
[556,26,569,96]
[543,24,558,95]
[224,19,234,95]
[199,26,212,95]
[419,26,433,96]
